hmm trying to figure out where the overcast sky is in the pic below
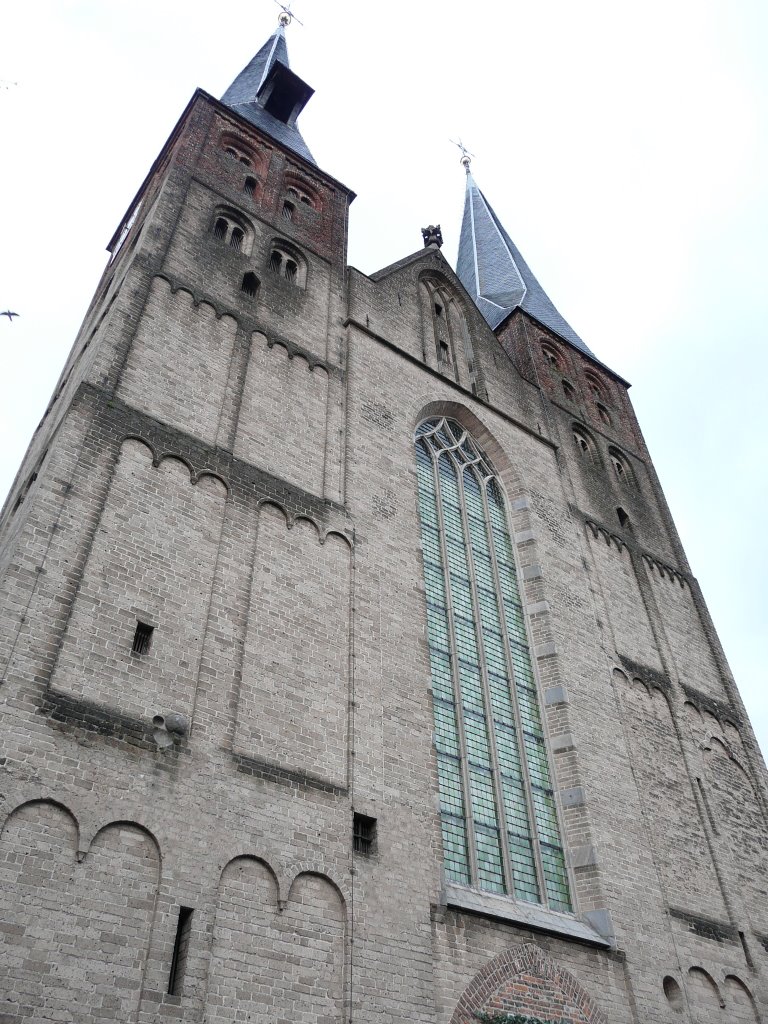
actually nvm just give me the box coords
[1,1,766,759]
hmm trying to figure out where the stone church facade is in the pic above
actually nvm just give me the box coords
[1,19,766,1024]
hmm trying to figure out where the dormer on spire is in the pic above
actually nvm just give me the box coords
[221,20,315,165]
[456,171,595,358]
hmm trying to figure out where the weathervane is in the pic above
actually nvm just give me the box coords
[273,0,303,27]
[450,138,475,174]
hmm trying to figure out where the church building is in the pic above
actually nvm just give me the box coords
[1,15,766,1024]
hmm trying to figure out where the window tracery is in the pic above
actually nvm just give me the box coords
[415,417,572,912]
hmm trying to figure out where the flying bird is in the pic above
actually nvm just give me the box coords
[1,311,19,321]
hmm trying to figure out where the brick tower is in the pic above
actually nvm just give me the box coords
[1,17,766,1024]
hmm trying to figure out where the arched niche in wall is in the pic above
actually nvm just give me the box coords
[704,737,768,934]
[419,273,482,395]
[205,857,345,1024]
[0,800,160,1022]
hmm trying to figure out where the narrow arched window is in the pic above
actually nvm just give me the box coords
[243,176,256,197]
[541,342,562,369]
[241,272,259,298]
[282,200,295,221]
[267,245,306,287]
[415,417,572,912]
[585,372,605,402]
[609,447,632,484]
[211,211,252,255]
[572,427,595,461]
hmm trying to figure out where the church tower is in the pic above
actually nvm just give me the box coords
[1,17,766,1024]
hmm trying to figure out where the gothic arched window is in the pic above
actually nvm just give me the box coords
[415,417,572,912]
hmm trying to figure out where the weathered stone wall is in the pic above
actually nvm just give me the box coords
[0,87,766,1024]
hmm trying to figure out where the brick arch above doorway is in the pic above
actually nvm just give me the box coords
[449,943,607,1024]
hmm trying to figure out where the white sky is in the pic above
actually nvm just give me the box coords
[1,1,766,759]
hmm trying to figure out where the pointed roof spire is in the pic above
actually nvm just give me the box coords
[456,171,595,358]
[221,17,316,165]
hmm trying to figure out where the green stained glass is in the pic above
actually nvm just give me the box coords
[434,699,461,756]
[475,824,506,892]
[416,418,571,914]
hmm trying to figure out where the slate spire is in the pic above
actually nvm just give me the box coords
[221,20,316,165]
[456,170,594,357]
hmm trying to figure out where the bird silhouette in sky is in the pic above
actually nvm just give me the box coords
[1,311,19,322]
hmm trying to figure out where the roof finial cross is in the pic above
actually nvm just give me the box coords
[450,138,475,174]
[273,0,303,27]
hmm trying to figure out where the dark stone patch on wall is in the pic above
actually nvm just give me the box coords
[78,382,352,532]
[362,400,394,430]
[42,688,187,755]
[681,684,742,727]
[669,907,737,943]
[530,489,568,547]
[372,489,397,520]
[618,655,673,693]
[44,689,151,747]
[232,751,347,796]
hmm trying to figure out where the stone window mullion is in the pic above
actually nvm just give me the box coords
[479,475,549,906]
[455,461,514,894]
[433,449,480,886]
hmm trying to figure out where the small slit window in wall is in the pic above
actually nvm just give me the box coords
[596,402,611,425]
[167,907,193,997]
[267,244,306,287]
[132,621,154,656]
[437,338,451,367]
[282,200,295,221]
[353,813,377,856]
[243,176,257,197]
[562,379,576,401]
